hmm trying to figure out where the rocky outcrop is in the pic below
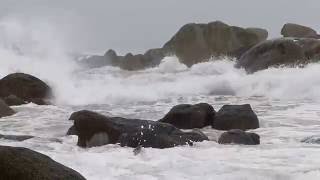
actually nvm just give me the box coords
[213,104,259,130]
[0,145,86,180]
[80,48,166,71]
[0,99,15,118]
[218,129,260,145]
[0,73,52,105]
[159,103,215,129]
[236,38,320,73]
[68,110,208,148]
[281,23,319,38]
[163,21,268,67]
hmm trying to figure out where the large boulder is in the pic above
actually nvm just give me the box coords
[218,129,260,145]
[0,99,15,118]
[213,104,259,130]
[69,110,208,148]
[0,73,52,105]
[281,23,318,38]
[163,21,267,67]
[0,146,86,180]
[159,103,215,129]
[236,38,320,73]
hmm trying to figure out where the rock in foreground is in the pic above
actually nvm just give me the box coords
[218,129,260,145]
[0,73,52,105]
[213,104,259,130]
[0,145,86,180]
[159,103,215,129]
[69,110,208,148]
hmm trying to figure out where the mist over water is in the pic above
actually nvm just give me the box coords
[0,18,320,106]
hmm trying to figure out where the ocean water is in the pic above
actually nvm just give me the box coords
[1,18,320,180]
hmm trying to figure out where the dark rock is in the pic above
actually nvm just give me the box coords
[236,38,320,73]
[163,21,267,67]
[3,95,26,106]
[159,103,215,129]
[0,99,15,118]
[0,145,86,180]
[69,110,208,148]
[80,48,166,71]
[281,23,318,38]
[66,125,78,136]
[213,104,259,130]
[0,73,52,105]
[218,129,260,145]
[301,135,320,144]
[0,134,34,141]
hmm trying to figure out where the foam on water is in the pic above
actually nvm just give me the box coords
[1,18,320,180]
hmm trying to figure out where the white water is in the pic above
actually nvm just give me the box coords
[1,19,320,180]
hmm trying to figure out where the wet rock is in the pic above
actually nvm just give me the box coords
[0,73,52,105]
[159,103,215,129]
[281,23,318,38]
[0,99,15,118]
[218,129,260,145]
[163,21,267,67]
[0,145,86,180]
[301,135,320,144]
[213,104,259,130]
[236,38,320,73]
[66,125,78,136]
[3,95,26,106]
[69,110,208,149]
[0,134,34,141]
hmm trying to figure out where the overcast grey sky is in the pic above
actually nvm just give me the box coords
[0,0,319,54]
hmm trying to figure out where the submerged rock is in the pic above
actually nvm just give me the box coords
[301,136,320,144]
[0,134,34,141]
[0,99,15,118]
[213,104,259,130]
[218,129,260,145]
[0,73,52,105]
[281,23,318,38]
[0,145,86,180]
[163,21,267,67]
[69,110,208,148]
[236,38,320,73]
[159,103,215,129]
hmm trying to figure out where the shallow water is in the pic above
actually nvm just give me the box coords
[1,95,320,180]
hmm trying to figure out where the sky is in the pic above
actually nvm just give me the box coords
[0,0,319,54]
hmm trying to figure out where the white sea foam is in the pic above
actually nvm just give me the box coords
[1,17,320,180]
